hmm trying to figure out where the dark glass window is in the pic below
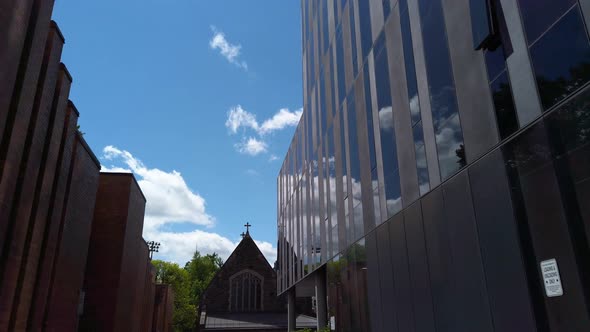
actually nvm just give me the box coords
[347,93,363,239]
[322,0,330,55]
[339,111,348,197]
[349,1,359,79]
[418,0,466,179]
[490,72,518,139]
[363,63,377,172]
[374,39,402,218]
[320,69,328,136]
[518,0,577,44]
[330,45,337,118]
[413,123,430,195]
[400,0,421,126]
[336,25,347,108]
[358,0,373,59]
[470,0,494,49]
[383,0,391,21]
[530,6,590,111]
[485,45,506,83]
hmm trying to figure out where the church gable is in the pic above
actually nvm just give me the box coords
[200,234,285,314]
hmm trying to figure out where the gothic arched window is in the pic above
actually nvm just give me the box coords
[229,270,264,312]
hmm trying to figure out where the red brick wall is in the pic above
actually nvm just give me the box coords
[0,19,63,330]
[79,173,149,332]
[0,0,55,265]
[44,134,100,332]
[153,284,175,332]
[13,62,73,330]
[28,101,79,331]
[142,264,156,332]
[115,176,147,332]
[0,0,34,140]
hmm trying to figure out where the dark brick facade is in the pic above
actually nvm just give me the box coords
[79,173,150,332]
[0,1,168,330]
[153,284,175,332]
[200,235,285,314]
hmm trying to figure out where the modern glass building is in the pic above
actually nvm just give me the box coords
[277,0,590,331]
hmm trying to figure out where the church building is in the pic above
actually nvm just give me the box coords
[197,225,315,332]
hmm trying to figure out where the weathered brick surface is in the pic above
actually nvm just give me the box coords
[130,241,150,332]
[44,134,100,332]
[201,235,285,314]
[28,101,79,331]
[0,21,63,330]
[12,63,72,331]
[79,173,149,332]
[0,0,34,139]
[153,284,175,332]
[142,264,156,332]
[0,0,55,267]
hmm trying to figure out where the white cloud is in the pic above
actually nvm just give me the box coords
[245,169,260,176]
[102,146,214,229]
[268,154,279,162]
[100,146,277,265]
[235,137,268,156]
[224,106,302,157]
[225,106,302,136]
[259,108,303,135]
[209,26,248,70]
[225,105,259,134]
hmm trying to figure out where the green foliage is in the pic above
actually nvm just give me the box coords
[151,260,194,332]
[152,250,223,332]
[184,251,224,306]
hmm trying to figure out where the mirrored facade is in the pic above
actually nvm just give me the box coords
[278,0,590,331]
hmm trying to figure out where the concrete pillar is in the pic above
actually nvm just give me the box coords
[315,269,328,330]
[288,287,296,332]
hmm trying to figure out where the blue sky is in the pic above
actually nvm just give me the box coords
[53,1,302,264]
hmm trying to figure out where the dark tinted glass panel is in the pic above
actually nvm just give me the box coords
[320,70,328,135]
[436,114,466,179]
[347,95,361,182]
[418,0,461,131]
[363,63,377,170]
[385,169,402,217]
[339,112,348,196]
[374,31,386,60]
[383,0,391,20]
[470,0,494,49]
[414,123,430,195]
[418,0,465,179]
[400,0,422,125]
[365,233,383,332]
[329,45,337,118]
[530,7,590,111]
[336,26,347,108]
[358,0,373,59]
[349,2,359,78]
[517,0,577,44]
[322,0,330,54]
[377,223,397,332]
[545,87,590,248]
[485,46,506,82]
[490,72,519,139]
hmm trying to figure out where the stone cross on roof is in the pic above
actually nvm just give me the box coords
[244,222,252,235]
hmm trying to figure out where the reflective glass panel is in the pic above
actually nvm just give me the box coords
[518,0,577,44]
[490,71,519,139]
[530,7,590,111]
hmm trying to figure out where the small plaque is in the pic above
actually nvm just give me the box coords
[541,259,563,297]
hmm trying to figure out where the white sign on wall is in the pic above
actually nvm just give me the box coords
[540,259,563,297]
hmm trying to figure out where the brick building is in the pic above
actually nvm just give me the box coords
[153,284,175,332]
[79,173,153,332]
[198,231,314,332]
[0,1,174,330]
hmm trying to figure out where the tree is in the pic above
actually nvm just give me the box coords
[151,250,223,332]
[151,260,195,332]
[184,251,223,306]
